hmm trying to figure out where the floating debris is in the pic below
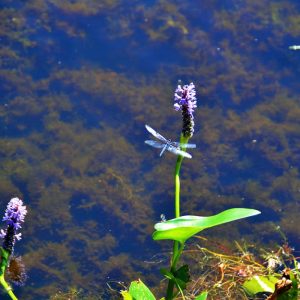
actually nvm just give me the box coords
[289,45,300,50]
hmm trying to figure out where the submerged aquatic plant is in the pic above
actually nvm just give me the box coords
[122,83,261,300]
[0,197,27,300]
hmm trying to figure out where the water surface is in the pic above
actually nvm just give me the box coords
[1,0,300,299]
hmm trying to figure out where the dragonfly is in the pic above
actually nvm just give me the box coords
[145,124,196,159]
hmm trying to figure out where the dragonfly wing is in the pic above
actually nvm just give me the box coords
[145,140,165,149]
[173,142,197,148]
[166,145,192,159]
[159,144,168,156]
[145,124,168,143]
[182,143,196,148]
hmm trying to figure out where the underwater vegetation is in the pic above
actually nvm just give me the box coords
[0,0,300,299]
[119,83,261,299]
[0,83,297,299]
[119,84,298,299]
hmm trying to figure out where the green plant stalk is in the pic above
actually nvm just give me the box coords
[0,248,18,300]
[0,275,17,300]
[166,135,189,300]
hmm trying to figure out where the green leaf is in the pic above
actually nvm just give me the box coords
[160,269,185,297]
[194,291,208,300]
[0,247,10,276]
[123,279,156,300]
[160,268,174,280]
[278,271,298,300]
[174,265,190,285]
[120,290,133,300]
[160,266,190,291]
[243,275,278,295]
[153,208,261,243]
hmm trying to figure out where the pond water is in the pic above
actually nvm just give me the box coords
[1,0,300,299]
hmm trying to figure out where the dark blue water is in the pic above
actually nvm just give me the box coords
[1,0,300,299]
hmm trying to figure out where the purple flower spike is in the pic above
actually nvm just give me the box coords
[1,198,27,253]
[3,198,27,230]
[174,82,197,138]
[174,82,197,113]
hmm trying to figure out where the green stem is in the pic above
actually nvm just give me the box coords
[174,155,183,219]
[0,248,18,300]
[0,275,17,300]
[166,135,189,300]
[173,154,184,263]
[166,241,185,299]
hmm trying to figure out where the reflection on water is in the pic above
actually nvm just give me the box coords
[1,0,300,298]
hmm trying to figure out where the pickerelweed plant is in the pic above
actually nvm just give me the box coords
[0,197,27,300]
[121,83,261,300]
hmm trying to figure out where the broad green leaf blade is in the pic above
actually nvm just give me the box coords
[120,290,133,300]
[195,291,208,300]
[153,208,260,243]
[243,275,278,295]
[127,279,156,300]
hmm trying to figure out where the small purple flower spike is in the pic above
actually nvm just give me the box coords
[3,198,27,230]
[1,198,27,253]
[174,82,197,138]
